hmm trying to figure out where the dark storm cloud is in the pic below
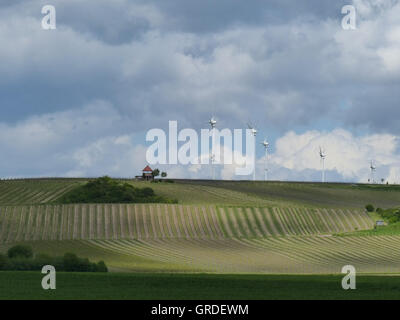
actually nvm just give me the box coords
[0,0,400,179]
[1,0,349,43]
[344,85,400,132]
[0,0,398,132]
[151,0,348,32]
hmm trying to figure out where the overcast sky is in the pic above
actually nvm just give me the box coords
[0,0,399,182]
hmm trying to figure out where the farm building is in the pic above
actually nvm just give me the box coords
[135,165,154,181]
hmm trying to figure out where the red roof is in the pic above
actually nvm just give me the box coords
[142,165,153,172]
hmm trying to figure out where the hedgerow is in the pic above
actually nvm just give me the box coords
[0,245,108,272]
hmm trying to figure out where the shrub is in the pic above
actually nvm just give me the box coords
[139,187,155,197]
[152,169,160,178]
[1,248,107,272]
[34,253,54,266]
[62,253,101,272]
[7,245,33,259]
[0,254,8,270]
[63,253,81,272]
[7,257,35,271]
[57,176,175,204]
[375,207,400,225]
[96,261,108,272]
[365,204,375,212]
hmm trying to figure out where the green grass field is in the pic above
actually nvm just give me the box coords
[0,178,399,299]
[1,272,400,300]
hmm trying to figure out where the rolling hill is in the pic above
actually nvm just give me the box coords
[2,178,400,208]
[0,178,399,274]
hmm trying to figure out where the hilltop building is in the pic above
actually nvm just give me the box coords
[135,165,154,181]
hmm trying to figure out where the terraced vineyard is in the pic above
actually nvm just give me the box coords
[0,179,281,207]
[0,179,399,274]
[0,179,81,205]
[1,234,399,274]
[1,203,395,274]
[0,204,373,242]
[3,178,400,208]
[84,235,400,273]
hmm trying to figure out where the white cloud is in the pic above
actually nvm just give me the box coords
[1,0,400,134]
[270,128,400,183]
[0,100,121,153]
[0,105,399,183]
[0,102,140,178]
[69,137,147,177]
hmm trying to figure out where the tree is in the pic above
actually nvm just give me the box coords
[161,172,167,178]
[140,187,155,197]
[63,252,80,271]
[57,176,172,203]
[0,254,8,270]
[7,245,33,259]
[96,261,108,272]
[365,204,375,212]
[152,169,160,178]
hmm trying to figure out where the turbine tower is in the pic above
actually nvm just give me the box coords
[319,147,326,183]
[209,117,217,180]
[370,161,376,184]
[261,139,269,181]
[247,123,258,181]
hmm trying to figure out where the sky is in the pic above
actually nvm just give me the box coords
[0,0,399,182]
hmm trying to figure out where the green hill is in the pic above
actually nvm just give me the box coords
[0,203,393,274]
[2,178,400,208]
[0,179,81,205]
[0,178,399,274]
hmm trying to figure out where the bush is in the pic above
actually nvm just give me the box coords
[375,207,400,225]
[0,248,107,272]
[62,253,106,272]
[139,187,155,197]
[96,261,108,272]
[379,208,400,224]
[57,176,176,204]
[0,254,8,270]
[365,204,375,212]
[63,253,82,272]
[7,245,33,259]
[34,253,56,267]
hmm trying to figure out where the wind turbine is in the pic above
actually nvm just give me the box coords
[261,139,269,181]
[209,117,217,129]
[247,123,258,181]
[319,147,326,183]
[209,117,217,180]
[370,161,376,184]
